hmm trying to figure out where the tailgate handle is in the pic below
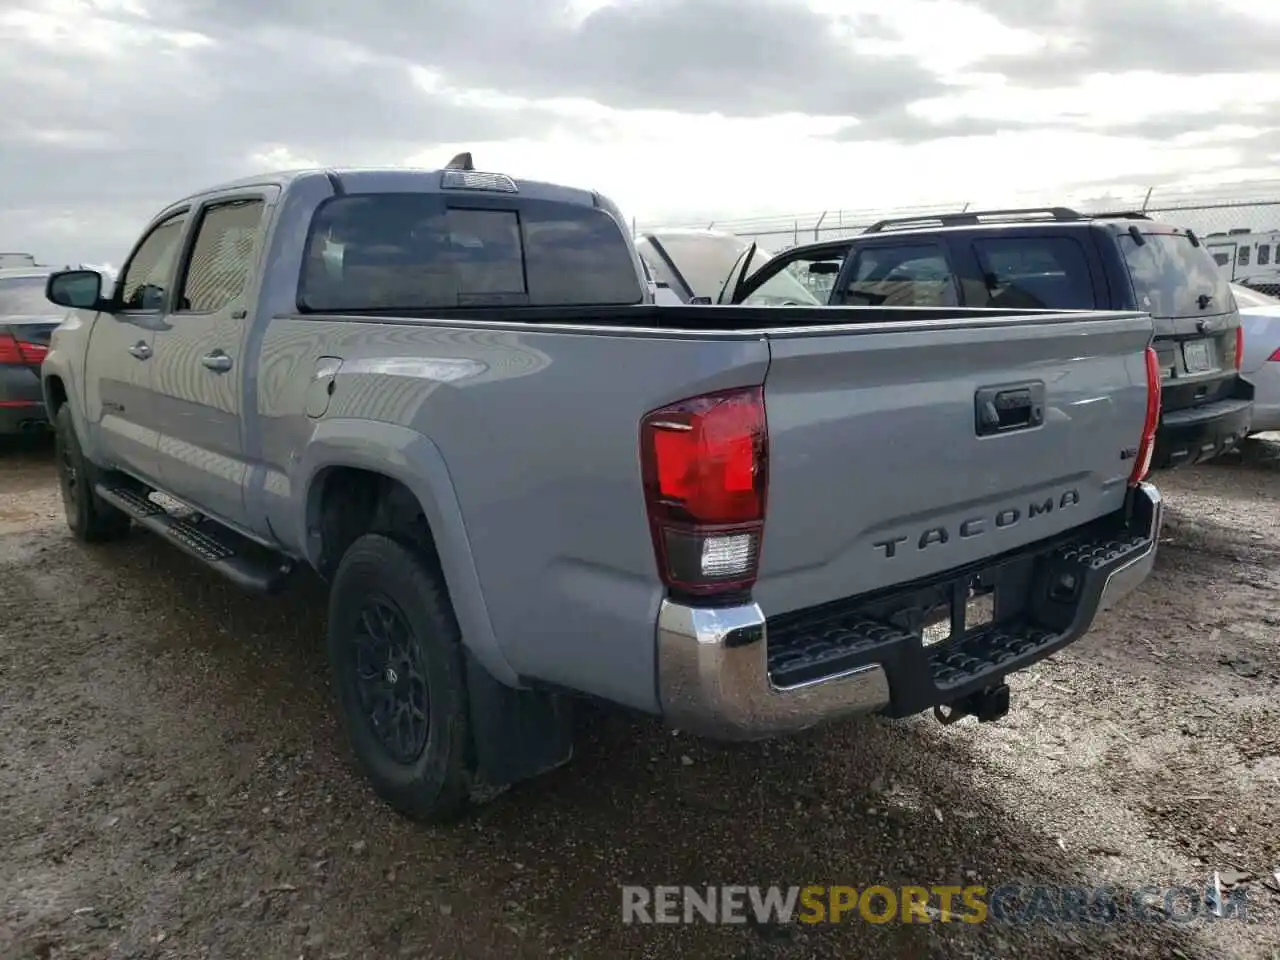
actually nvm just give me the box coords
[975,382,1045,436]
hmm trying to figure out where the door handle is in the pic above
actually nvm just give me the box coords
[974,381,1045,436]
[127,341,152,360]
[201,351,233,373]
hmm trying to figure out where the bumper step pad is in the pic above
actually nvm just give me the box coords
[765,524,1154,714]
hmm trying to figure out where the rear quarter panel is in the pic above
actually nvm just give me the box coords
[253,315,770,711]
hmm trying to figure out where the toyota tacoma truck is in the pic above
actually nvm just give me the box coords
[41,163,1164,822]
[661,207,1252,471]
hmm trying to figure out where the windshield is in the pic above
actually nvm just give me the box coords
[740,255,828,306]
[0,276,53,317]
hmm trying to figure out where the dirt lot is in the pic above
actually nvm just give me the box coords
[2,437,1278,960]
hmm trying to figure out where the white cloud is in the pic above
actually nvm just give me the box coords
[1,0,1279,265]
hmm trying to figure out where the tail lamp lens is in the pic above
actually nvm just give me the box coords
[1234,326,1243,370]
[1130,345,1161,486]
[0,332,48,366]
[640,387,767,596]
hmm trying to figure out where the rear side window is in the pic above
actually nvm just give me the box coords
[970,237,1096,309]
[179,199,265,313]
[843,244,957,306]
[1118,232,1235,318]
[298,193,643,311]
[1259,245,1271,266]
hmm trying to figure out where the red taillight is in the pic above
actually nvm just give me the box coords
[1130,345,1161,486]
[1234,326,1243,370]
[1268,346,1280,362]
[0,331,47,366]
[640,386,768,596]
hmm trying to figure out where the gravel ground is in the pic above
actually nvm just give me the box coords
[1,435,1278,960]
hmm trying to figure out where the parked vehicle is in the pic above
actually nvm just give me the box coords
[42,165,1163,822]
[1205,228,1280,297]
[1232,283,1280,435]
[636,250,683,305]
[674,207,1254,471]
[635,229,820,305]
[0,266,61,436]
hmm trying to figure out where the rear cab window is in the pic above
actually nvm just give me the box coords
[298,194,643,311]
[841,243,958,306]
[969,236,1096,309]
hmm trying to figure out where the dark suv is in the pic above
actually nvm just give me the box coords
[713,207,1254,470]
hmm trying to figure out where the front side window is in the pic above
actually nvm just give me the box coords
[299,193,642,311]
[119,215,186,311]
[843,244,957,306]
[179,199,265,313]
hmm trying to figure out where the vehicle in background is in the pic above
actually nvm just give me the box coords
[1232,283,1280,435]
[636,250,683,305]
[635,228,821,305]
[1205,228,1280,297]
[0,266,60,436]
[1,252,41,270]
[42,164,1163,823]
[677,207,1253,471]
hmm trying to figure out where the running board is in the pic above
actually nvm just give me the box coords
[95,482,295,594]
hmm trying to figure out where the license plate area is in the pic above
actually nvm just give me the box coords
[1182,338,1216,374]
[918,580,996,648]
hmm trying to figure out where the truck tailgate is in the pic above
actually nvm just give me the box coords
[754,311,1154,616]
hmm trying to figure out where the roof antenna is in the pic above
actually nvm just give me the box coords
[445,151,474,171]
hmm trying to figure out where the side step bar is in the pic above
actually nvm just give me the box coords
[95,482,295,594]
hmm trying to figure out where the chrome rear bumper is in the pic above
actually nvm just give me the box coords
[656,482,1162,740]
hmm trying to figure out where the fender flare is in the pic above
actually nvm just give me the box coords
[295,419,519,688]
[41,351,101,463]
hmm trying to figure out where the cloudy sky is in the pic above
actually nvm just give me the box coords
[2,0,1279,267]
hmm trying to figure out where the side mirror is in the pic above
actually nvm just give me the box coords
[46,269,106,310]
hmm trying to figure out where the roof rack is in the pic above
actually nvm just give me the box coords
[1088,210,1154,222]
[860,205,1158,234]
[861,207,1087,234]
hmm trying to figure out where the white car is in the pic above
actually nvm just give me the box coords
[1233,283,1280,435]
[634,229,822,306]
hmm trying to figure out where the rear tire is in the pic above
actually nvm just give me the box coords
[53,405,130,543]
[327,532,474,823]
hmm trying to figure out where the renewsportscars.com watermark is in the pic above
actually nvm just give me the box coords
[621,884,1251,926]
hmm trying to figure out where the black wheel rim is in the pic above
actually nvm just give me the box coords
[351,597,430,764]
[56,429,79,515]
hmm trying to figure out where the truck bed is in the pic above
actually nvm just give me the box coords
[255,304,1155,713]
[293,302,1077,333]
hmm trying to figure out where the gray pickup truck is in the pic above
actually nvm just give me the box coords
[41,162,1164,822]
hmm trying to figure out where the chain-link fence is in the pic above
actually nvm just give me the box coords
[636,178,1280,296]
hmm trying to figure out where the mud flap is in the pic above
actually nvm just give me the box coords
[464,651,574,790]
